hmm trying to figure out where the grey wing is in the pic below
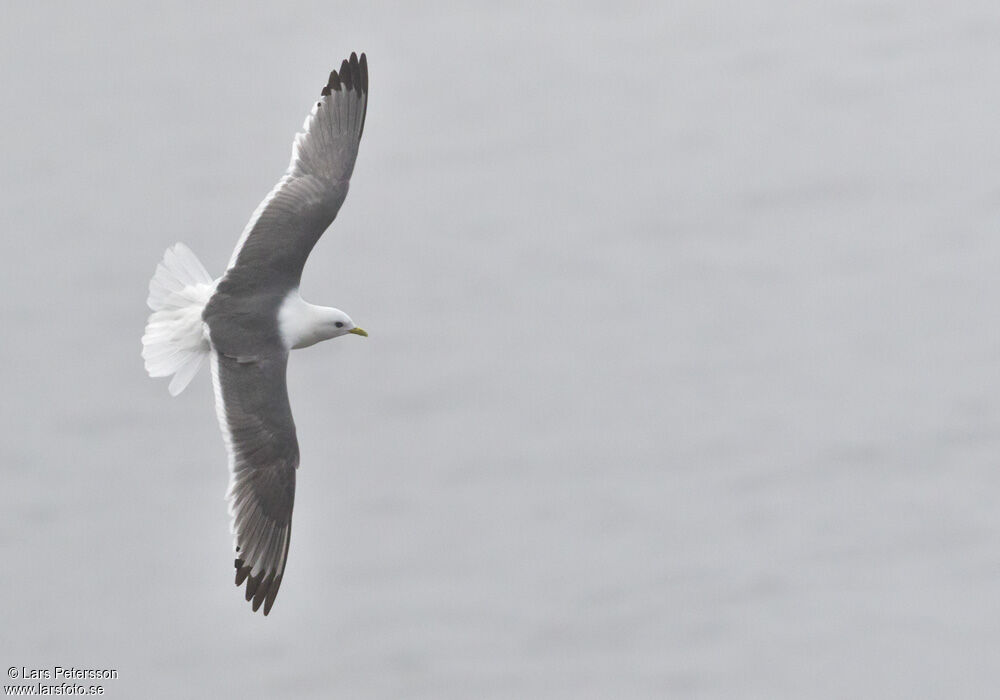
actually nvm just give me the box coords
[220,52,369,296]
[210,349,298,615]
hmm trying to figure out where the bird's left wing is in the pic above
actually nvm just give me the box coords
[210,349,298,615]
[220,52,369,297]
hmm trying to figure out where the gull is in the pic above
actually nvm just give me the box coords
[141,52,370,615]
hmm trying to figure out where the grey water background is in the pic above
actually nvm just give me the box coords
[3,1,1000,697]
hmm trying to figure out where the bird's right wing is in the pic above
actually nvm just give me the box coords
[219,52,369,297]
[210,349,298,615]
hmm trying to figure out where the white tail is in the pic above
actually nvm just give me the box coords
[142,243,216,396]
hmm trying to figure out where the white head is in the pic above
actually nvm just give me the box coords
[279,293,368,350]
[321,307,368,341]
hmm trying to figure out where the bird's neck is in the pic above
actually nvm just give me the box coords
[277,290,338,350]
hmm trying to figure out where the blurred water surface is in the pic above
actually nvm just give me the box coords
[3,2,1000,698]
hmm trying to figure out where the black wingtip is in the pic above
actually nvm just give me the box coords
[234,560,285,616]
[349,52,362,97]
[235,559,249,586]
[321,53,368,100]
[252,572,273,612]
[325,69,341,93]
[357,52,369,139]
[244,572,260,601]
[262,575,283,615]
[340,58,352,92]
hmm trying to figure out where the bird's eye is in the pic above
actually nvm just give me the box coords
[335,321,344,328]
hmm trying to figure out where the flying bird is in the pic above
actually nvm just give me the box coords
[141,52,370,615]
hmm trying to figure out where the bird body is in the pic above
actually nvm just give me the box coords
[141,52,370,614]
